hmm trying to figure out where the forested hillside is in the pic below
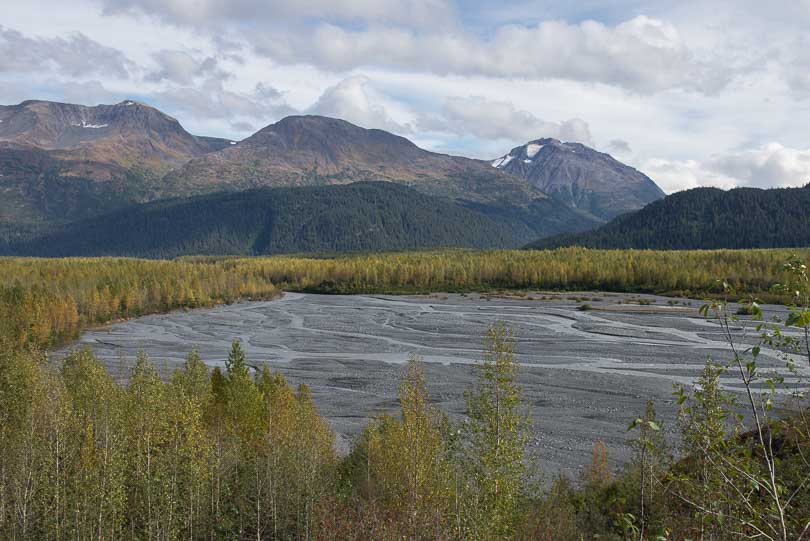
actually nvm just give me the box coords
[5,182,527,257]
[5,99,678,248]
[528,184,810,250]
[6,182,606,257]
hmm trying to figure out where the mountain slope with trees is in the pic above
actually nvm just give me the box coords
[527,185,810,250]
[5,182,537,257]
[0,99,230,232]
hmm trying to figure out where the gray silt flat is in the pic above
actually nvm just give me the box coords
[56,292,807,479]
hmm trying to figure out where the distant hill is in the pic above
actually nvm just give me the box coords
[527,185,810,250]
[492,138,664,220]
[6,182,535,258]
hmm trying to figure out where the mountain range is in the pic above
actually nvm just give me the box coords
[0,98,668,255]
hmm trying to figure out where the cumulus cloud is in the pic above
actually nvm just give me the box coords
[96,0,736,94]
[417,96,592,145]
[607,139,632,155]
[308,75,411,133]
[643,143,810,193]
[155,79,294,122]
[100,0,455,28]
[0,26,134,79]
[147,50,223,85]
[257,16,729,93]
[707,143,810,188]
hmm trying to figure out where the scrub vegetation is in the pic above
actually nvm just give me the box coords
[0,250,808,539]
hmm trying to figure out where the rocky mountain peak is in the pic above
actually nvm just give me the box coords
[491,137,664,220]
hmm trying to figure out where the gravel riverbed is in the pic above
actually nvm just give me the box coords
[59,291,805,478]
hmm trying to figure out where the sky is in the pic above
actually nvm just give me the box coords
[2,0,810,193]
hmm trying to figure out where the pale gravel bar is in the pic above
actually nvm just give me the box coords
[58,292,805,479]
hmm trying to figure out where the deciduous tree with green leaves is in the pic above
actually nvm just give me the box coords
[463,323,531,539]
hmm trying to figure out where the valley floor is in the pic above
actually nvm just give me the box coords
[58,290,806,478]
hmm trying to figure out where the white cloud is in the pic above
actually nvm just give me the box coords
[417,96,592,146]
[147,50,222,84]
[55,80,123,105]
[153,78,295,137]
[307,75,411,133]
[707,143,810,188]
[257,15,731,94]
[99,0,455,29]
[607,139,632,155]
[0,25,134,79]
[643,143,810,193]
[785,36,810,95]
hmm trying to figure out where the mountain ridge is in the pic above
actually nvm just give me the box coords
[0,99,229,173]
[165,114,546,206]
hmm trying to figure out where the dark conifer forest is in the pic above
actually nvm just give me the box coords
[529,184,810,250]
[2,182,605,258]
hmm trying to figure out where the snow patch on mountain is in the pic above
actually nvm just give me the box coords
[525,143,543,158]
[491,154,514,168]
[72,121,109,129]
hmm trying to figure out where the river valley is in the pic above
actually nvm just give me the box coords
[59,291,805,478]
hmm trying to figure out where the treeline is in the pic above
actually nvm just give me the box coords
[238,248,810,298]
[529,185,810,250]
[0,258,277,350]
[3,248,809,350]
[0,326,540,539]
[0,343,334,539]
